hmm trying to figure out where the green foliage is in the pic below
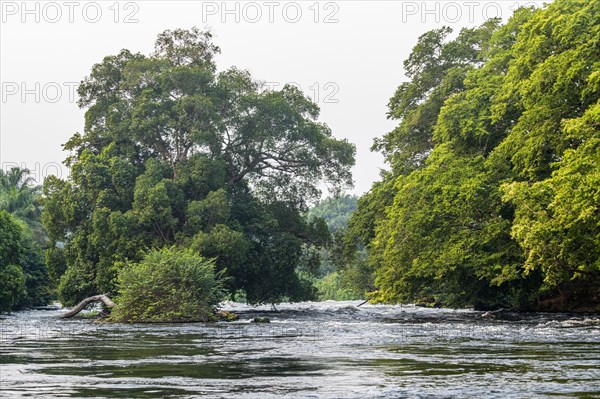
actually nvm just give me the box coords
[191,223,250,290]
[0,169,52,311]
[57,262,97,307]
[45,246,67,285]
[314,272,352,301]
[346,178,396,249]
[307,194,358,234]
[0,168,44,241]
[370,146,526,308]
[352,0,600,310]
[314,269,369,301]
[305,195,357,277]
[502,103,600,293]
[110,247,225,322]
[186,189,230,233]
[0,265,26,312]
[305,195,374,300]
[43,28,355,306]
[0,211,26,312]
[0,210,23,266]
[17,219,53,308]
[373,20,501,173]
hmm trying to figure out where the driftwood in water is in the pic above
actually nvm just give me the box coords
[61,294,115,318]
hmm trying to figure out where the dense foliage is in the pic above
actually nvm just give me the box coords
[307,194,358,234]
[43,28,355,306]
[348,0,600,311]
[0,168,51,312]
[0,210,26,312]
[110,248,224,322]
[306,195,372,300]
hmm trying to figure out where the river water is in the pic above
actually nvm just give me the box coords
[1,301,599,398]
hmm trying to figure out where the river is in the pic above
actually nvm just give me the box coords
[1,301,599,398]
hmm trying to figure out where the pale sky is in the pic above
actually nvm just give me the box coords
[0,0,545,194]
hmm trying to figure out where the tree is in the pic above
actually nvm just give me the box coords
[305,195,374,300]
[373,20,501,174]
[0,168,45,243]
[307,194,358,234]
[369,145,526,308]
[0,211,26,312]
[502,102,600,310]
[344,20,507,304]
[352,0,600,310]
[43,28,355,306]
[0,168,51,309]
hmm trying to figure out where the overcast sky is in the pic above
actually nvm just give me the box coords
[0,0,545,195]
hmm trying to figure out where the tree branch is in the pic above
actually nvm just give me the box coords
[61,294,115,318]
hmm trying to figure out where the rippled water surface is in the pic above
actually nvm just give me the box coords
[1,301,599,398]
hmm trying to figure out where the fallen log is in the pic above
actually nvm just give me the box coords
[61,294,115,318]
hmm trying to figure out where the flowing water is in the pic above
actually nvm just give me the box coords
[1,301,599,398]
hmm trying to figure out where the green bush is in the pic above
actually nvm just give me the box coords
[110,247,225,322]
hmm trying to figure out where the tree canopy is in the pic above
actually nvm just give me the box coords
[43,28,355,306]
[348,0,600,311]
[0,168,51,312]
[307,194,358,234]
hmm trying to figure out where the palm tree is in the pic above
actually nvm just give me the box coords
[0,167,45,243]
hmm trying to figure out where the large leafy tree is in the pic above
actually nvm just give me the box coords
[502,102,600,309]
[349,20,505,257]
[373,20,501,174]
[351,0,600,310]
[43,28,355,305]
[347,19,512,306]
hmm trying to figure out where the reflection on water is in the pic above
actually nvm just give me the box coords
[1,301,599,398]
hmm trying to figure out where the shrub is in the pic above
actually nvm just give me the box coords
[110,247,225,322]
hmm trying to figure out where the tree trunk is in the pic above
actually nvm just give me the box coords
[61,294,115,318]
